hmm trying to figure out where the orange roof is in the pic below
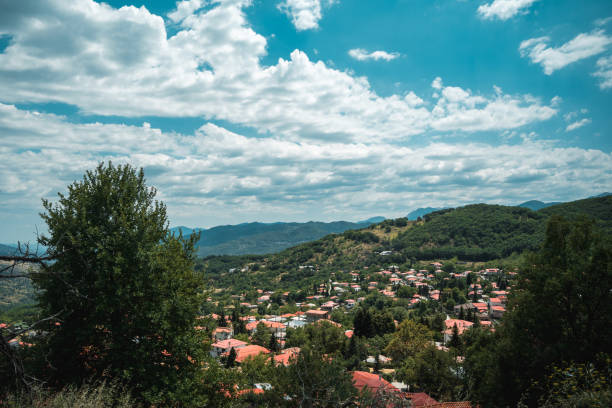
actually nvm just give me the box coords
[273,348,300,366]
[406,392,438,407]
[237,388,264,396]
[345,330,354,338]
[352,371,398,393]
[444,319,474,336]
[263,321,286,329]
[305,309,328,316]
[235,345,271,363]
[211,339,247,350]
[213,327,232,333]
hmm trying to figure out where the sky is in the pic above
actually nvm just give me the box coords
[1,0,611,243]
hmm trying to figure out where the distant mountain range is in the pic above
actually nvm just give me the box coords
[405,194,611,220]
[0,244,17,256]
[171,219,383,257]
[517,200,562,211]
[406,207,446,220]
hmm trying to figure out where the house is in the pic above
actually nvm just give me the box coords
[406,392,438,407]
[443,319,474,343]
[305,309,329,322]
[210,339,247,358]
[262,320,287,339]
[491,305,506,319]
[213,326,233,341]
[321,301,338,311]
[234,345,271,364]
[287,316,308,329]
[351,371,400,395]
[273,347,300,366]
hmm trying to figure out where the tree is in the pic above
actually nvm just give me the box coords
[272,346,357,407]
[353,307,374,338]
[33,162,207,406]
[448,324,462,351]
[225,347,237,368]
[252,321,271,347]
[384,319,432,362]
[464,216,612,407]
[399,345,463,401]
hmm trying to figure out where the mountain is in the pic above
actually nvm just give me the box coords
[406,207,446,220]
[358,216,386,224]
[200,196,612,292]
[518,200,561,211]
[590,192,611,198]
[0,244,17,256]
[172,221,377,257]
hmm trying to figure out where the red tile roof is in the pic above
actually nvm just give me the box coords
[235,345,270,363]
[352,371,399,394]
[406,392,438,407]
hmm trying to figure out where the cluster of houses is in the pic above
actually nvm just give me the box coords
[205,263,512,372]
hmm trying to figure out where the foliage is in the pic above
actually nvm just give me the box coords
[464,216,612,407]
[32,162,207,406]
[1,381,135,408]
[398,345,464,401]
[271,347,357,407]
[384,319,432,362]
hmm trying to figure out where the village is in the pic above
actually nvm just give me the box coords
[198,262,512,406]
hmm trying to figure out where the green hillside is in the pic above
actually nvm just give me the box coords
[200,196,612,292]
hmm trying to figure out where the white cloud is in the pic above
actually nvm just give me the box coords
[566,118,591,132]
[0,0,556,145]
[168,0,206,23]
[432,77,443,90]
[2,103,609,241]
[348,48,400,61]
[520,30,612,75]
[430,84,556,132]
[594,55,612,89]
[277,0,336,31]
[478,0,538,21]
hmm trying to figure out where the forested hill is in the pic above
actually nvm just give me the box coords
[539,195,612,232]
[200,196,612,291]
[393,195,612,261]
[172,220,378,257]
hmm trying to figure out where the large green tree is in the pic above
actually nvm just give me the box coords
[34,163,207,406]
[464,216,612,407]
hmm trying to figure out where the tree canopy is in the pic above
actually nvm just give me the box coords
[33,162,207,406]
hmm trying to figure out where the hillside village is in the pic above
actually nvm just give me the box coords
[188,262,513,405]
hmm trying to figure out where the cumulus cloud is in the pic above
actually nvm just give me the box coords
[520,30,612,75]
[277,0,336,31]
[348,48,400,61]
[594,55,612,89]
[478,0,538,21]
[1,103,609,240]
[430,83,556,132]
[0,0,556,143]
[565,118,591,132]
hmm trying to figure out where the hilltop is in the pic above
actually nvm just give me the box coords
[200,196,612,292]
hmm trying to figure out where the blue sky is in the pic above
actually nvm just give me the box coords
[0,0,611,243]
